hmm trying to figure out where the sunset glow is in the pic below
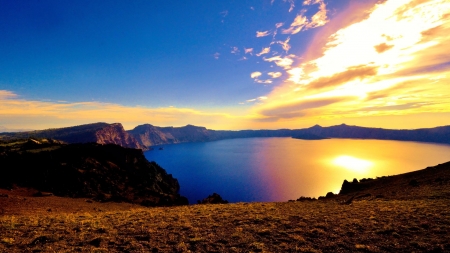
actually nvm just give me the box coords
[1,0,449,130]
[332,155,373,173]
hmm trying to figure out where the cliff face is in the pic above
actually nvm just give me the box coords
[94,123,145,150]
[0,140,188,206]
[0,123,145,150]
[128,124,217,147]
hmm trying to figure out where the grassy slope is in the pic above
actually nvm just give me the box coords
[1,163,449,252]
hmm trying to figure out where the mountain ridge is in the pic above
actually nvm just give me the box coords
[128,123,450,148]
[1,122,449,149]
[0,122,145,150]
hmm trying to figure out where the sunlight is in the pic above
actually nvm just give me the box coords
[332,155,373,173]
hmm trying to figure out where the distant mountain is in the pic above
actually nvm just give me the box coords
[0,122,145,150]
[0,126,33,133]
[0,139,188,206]
[1,122,449,150]
[128,123,450,148]
[304,124,450,144]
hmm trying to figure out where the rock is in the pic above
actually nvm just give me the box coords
[296,196,316,202]
[198,193,228,204]
[325,192,335,198]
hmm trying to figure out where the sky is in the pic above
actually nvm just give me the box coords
[1,0,450,130]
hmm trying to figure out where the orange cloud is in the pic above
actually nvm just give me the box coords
[0,90,248,130]
[256,31,271,37]
[306,65,379,90]
[244,48,254,55]
[374,43,394,53]
[256,47,271,56]
[249,0,450,126]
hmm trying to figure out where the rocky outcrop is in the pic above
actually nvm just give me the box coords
[197,193,229,204]
[0,123,145,150]
[128,124,218,147]
[94,123,144,149]
[0,139,188,206]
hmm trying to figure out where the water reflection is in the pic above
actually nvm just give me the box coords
[145,138,450,203]
[332,155,373,173]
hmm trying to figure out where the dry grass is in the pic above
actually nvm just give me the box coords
[1,198,449,252]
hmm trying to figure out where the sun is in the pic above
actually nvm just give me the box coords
[332,155,373,173]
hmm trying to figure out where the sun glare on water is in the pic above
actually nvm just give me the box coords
[332,155,374,173]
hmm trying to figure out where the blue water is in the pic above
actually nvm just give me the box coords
[144,137,450,203]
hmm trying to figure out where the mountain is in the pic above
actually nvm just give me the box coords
[0,139,188,206]
[0,122,146,150]
[128,123,450,148]
[128,124,217,147]
[0,126,33,133]
[305,124,450,144]
[1,122,449,150]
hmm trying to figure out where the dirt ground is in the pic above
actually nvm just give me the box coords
[1,188,449,252]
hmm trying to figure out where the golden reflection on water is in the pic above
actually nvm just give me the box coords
[257,138,450,200]
[331,155,374,173]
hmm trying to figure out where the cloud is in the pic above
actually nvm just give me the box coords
[285,0,295,12]
[0,90,17,99]
[256,31,271,37]
[0,90,249,130]
[255,79,273,84]
[256,47,271,56]
[213,52,220,60]
[281,0,328,35]
[282,14,307,34]
[250,72,262,78]
[231,47,240,54]
[248,0,450,126]
[268,72,282,78]
[220,10,228,17]
[259,97,347,119]
[277,37,291,52]
[305,0,328,29]
[275,22,284,29]
[246,96,268,103]
[244,48,254,55]
[306,65,379,90]
[374,43,394,53]
[263,55,294,69]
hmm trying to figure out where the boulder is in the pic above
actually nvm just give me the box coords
[197,193,228,204]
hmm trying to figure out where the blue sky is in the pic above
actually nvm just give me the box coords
[1,0,450,130]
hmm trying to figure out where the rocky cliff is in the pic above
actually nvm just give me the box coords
[0,123,145,150]
[128,124,218,147]
[0,139,188,206]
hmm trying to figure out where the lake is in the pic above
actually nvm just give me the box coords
[144,138,450,203]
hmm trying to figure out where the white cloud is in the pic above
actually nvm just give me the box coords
[255,79,273,84]
[251,72,262,78]
[268,72,282,78]
[264,55,294,69]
